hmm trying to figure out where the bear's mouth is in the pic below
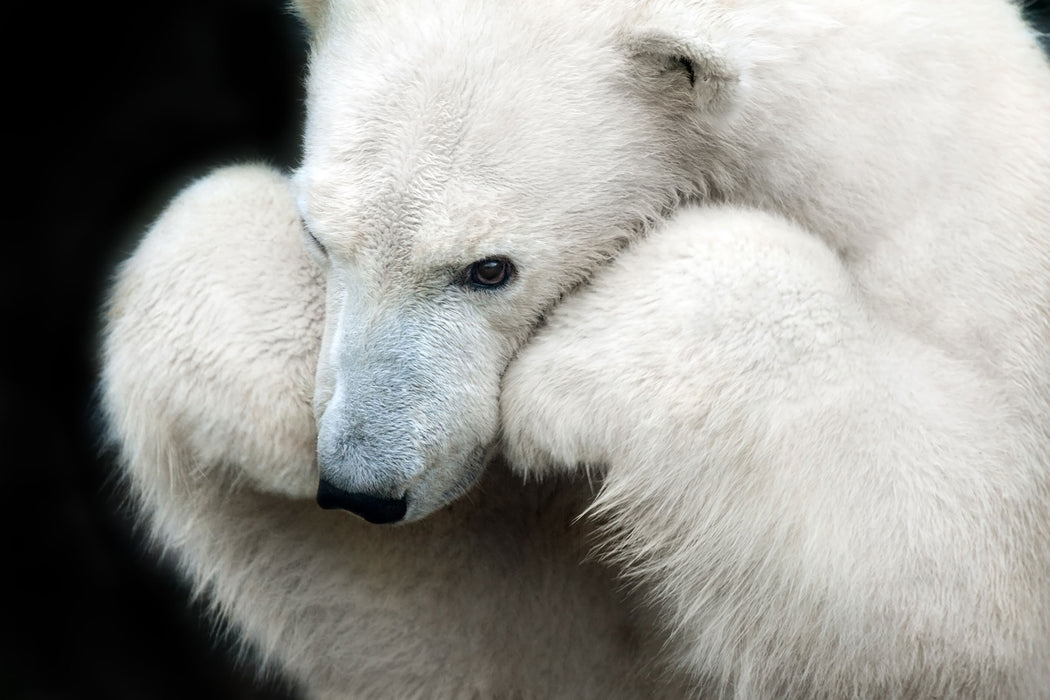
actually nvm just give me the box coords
[395,442,495,522]
[439,443,493,501]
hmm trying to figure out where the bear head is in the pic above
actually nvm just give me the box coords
[291,0,738,522]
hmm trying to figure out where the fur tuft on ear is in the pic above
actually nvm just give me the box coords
[621,30,737,111]
[289,0,329,33]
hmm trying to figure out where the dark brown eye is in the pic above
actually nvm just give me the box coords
[466,257,514,289]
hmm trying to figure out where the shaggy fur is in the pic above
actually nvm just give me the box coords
[503,206,1050,697]
[101,0,1050,697]
[103,166,684,698]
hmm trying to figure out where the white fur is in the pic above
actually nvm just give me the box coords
[503,206,1050,696]
[103,165,686,698]
[292,0,1050,522]
[101,0,1050,696]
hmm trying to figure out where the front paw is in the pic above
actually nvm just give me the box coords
[102,165,325,499]
[499,257,656,479]
[500,204,849,484]
[500,311,611,479]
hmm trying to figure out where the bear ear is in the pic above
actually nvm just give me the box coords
[289,0,329,34]
[620,30,738,112]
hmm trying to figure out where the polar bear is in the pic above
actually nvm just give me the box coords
[101,0,1050,697]
[104,168,1050,698]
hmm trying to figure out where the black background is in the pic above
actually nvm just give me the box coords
[5,3,1049,699]
[7,2,306,698]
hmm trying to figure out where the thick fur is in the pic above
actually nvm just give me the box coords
[503,206,1050,697]
[103,165,685,699]
[101,0,1050,697]
[290,0,1050,523]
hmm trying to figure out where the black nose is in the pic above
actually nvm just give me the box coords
[316,479,408,524]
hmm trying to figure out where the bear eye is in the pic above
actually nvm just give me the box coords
[301,221,328,258]
[465,257,515,289]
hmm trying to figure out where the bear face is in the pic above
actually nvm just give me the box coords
[292,0,737,521]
